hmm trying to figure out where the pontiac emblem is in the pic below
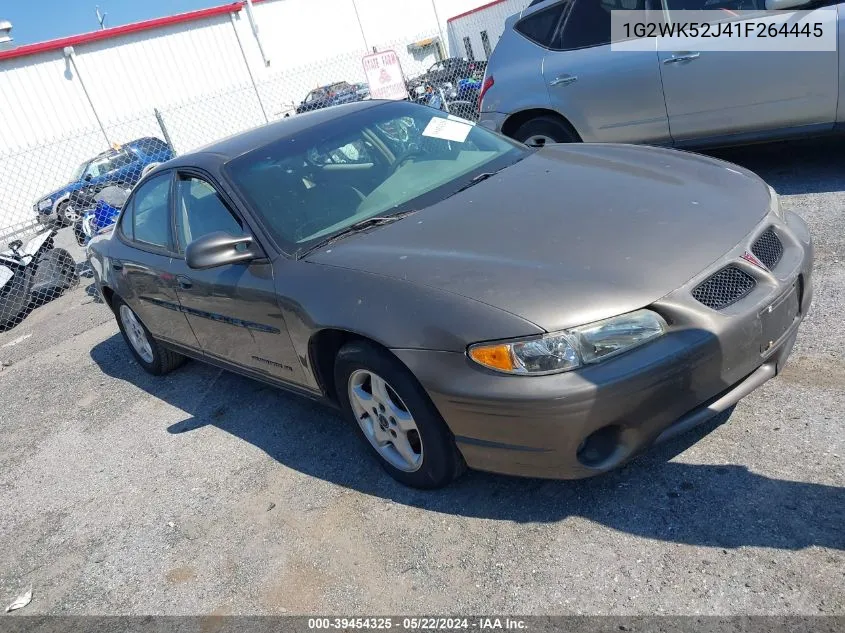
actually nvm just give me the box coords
[741,251,768,271]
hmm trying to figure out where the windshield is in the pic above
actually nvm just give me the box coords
[225,102,527,256]
[70,159,90,181]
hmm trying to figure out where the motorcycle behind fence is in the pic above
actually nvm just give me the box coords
[0,228,79,330]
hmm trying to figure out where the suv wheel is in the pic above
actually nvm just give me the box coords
[514,115,578,147]
[334,341,465,489]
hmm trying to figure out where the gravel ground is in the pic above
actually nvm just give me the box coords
[0,139,842,616]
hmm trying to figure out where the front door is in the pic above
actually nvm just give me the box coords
[168,172,305,385]
[542,0,670,144]
[657,0,839,142]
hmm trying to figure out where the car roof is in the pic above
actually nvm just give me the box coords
[166,99,390,167]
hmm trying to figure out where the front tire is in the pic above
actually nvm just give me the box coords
[114,297,186,375]
[513,115,579,147]
[334,341,465,489]
[56,201,80,226]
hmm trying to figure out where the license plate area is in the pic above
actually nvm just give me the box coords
[759,283,800,354]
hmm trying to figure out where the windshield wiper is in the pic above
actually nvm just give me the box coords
[447,170,501,199]
[299,210,417,257]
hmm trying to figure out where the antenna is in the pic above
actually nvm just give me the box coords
[95,6,107,30]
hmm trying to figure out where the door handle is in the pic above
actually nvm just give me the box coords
[663,52,701,64]
[549,74,578,87]
[176,275,193,290]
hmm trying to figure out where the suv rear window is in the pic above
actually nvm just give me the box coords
[514,1,572,48]
[553,0,645,51]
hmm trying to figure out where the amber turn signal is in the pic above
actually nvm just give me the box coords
[468,344,516,372]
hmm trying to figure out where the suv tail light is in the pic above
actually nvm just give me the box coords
[478,75,494,110]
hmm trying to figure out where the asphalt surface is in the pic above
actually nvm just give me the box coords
[0,138,842,616]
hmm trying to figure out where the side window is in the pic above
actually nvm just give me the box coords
[514,1,573,47]
[174,175,244,252]
[108,149,135,170]
[555,0,646,50]
[84,156,110,179]
[131,173,172,249]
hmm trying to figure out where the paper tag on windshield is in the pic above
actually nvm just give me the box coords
[422,117,472,143]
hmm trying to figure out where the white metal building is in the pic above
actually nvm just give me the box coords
[447,0,529,62]
[0,0,496,233]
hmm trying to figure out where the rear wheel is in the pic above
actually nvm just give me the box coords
[114,297,186,375]
[513,115,579,148]
[334,341,465,489]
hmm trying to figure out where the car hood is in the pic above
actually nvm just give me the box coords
[38,181,83,203]
[306,144,772,332]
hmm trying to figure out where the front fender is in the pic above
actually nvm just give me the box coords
[51,191,72,214]
[274,260,545,380]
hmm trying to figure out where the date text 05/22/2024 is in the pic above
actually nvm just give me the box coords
[308,618,528,630]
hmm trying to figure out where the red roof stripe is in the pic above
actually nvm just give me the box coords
[447,0,511,23]
[0,2,245,62]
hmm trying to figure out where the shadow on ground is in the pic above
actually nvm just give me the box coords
[705,136,845,195]
[91,333,844,551]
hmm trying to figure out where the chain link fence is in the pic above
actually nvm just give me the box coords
[0,0,528,334]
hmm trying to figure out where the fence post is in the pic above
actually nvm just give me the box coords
[63,46,111,147]
[429,0,448,59]
[154,108,176,154]
[230,12,270,124]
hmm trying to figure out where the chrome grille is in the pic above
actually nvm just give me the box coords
[752,227,784,270]
[692,266,756,310]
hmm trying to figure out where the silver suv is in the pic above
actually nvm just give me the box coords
[478,0,844,148]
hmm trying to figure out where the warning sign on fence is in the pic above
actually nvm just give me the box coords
[362,50,408,101]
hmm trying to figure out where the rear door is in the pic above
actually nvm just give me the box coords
[658,0,839,142]
[540,0,671,143]
[167,170,305,385]
[112,171,198,349]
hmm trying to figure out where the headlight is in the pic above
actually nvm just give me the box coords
[468,309,667,375]
[37,199,52,211]
[767,184,784,219]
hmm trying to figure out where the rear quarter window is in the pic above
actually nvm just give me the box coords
[514,1,573,47]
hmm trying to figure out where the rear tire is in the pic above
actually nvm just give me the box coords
[334,341,465,489]
[113,297,186,375]
[513,115,579,147]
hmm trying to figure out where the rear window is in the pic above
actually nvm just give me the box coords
[514,1,572,48]
[554,0,645,50]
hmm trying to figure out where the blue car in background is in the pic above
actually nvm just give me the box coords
[34,137,173,226]
[294,81,366,114]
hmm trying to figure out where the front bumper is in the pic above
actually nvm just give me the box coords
[393,211,813,479]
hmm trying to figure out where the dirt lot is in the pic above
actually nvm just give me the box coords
[0,139,842,616]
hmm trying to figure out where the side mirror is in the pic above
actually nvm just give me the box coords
[84,174,93,182]
[185,231,263,270]
[765,0,810,8]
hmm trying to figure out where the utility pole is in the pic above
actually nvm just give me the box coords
[95,6,107,30]
[428,0,447,60]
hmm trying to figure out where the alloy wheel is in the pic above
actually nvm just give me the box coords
[119,304,154,363]
[348,369,423,472]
